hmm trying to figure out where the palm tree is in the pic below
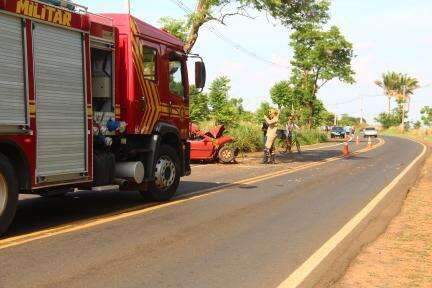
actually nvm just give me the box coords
[397,74,419,114]
[396,74,420,128]
[375,72,401,114]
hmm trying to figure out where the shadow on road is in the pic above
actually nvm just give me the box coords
[4,180,228,239]
[274,149,342,164]
[3,140,377,240]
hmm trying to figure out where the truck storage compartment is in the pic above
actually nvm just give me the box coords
[91,47,114,123]
[0,14,26,126]
[33,23,87,181]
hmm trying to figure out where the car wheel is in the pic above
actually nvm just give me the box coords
[0,153,18,236]
[141,145,180,202]
[218,146,236,164]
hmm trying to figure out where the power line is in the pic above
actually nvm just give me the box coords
[328,93,381,107]
[419,82,432,89]
[168,0,290,70]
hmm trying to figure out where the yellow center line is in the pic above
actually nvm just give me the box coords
[0,139,385,250]
[191,142,343,169]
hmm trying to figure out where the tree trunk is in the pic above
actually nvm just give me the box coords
[307,101,314,129]
[400,103,406,132]
[184,0,209,53]
[387,96,391,114]
[407,96,411,115]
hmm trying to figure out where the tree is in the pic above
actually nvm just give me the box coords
[289,24,355,127]
[189,86,210,122]
[375,112,401,129]
[270,80,294,109]
[397,74,419,124]
[413,121,421,129]
[375,102,406,129]
[421,106,432,127]
[338,114,364,127]
[159,17,189,42]
[208,76,240,126]
[161,0,330,53]
[269,78,335,128]
[375,72,401,114]
[255,101,271,123]
[375,72,419,119]
[319,109,335,126]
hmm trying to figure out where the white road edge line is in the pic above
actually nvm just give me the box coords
[277,138,428,288]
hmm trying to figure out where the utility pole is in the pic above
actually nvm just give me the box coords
[125,0,131,14]
[334,104,338,126]
[360,94,364,124]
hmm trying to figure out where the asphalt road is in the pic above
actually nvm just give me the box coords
[0,136,424,288]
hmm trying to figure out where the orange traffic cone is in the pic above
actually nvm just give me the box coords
[368,136,372,148]
[356,135,360,145]
[342,141,350,158]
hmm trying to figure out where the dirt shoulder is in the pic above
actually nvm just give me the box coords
[335,139,432,288]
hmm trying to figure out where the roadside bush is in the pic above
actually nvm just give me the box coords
[227,122,264,153]
[194,120,216,132]
[296,129,328,145]
[192,120,328,153]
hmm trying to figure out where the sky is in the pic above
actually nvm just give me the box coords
[80,0,432,124]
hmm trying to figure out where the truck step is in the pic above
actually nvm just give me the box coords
[92,185,119,192]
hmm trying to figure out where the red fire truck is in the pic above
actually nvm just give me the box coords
[0,0,206,235]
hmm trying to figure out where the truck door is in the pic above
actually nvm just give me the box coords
[33,23,87,183]
[167,53,189,139]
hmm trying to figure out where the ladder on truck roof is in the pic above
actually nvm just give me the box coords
[36,0,88,14]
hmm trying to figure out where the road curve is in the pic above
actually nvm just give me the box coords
[0,136,424,288]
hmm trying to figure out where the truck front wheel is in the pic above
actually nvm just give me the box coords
[0,153,18,236]
[141,145,180,202]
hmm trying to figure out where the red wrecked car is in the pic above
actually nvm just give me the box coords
[189,124,238,163]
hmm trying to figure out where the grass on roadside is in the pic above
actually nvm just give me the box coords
[296,129,328,145]
[382,127,432,142]
[193,120,329,153]
[226,122,264,153]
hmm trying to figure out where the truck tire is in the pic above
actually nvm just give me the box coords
[0,153,19,236]
[141,145,180,202]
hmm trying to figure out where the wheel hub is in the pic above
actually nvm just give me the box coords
[0,172,8,215]
[222,150,232,158]
[154,156,176,190]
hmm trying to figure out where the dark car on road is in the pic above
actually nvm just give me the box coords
[330,126,346,139]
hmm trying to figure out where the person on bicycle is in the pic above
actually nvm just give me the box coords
[285,116,300,153]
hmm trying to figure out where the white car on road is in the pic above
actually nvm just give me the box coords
[364,127,378,138]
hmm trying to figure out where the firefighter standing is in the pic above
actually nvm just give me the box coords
[262,109,279,164]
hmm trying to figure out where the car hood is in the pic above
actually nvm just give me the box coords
[208,125,225,138]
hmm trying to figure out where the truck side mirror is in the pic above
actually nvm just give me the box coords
[195,61,206,90]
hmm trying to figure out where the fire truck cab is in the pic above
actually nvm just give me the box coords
[0,0,206,235]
